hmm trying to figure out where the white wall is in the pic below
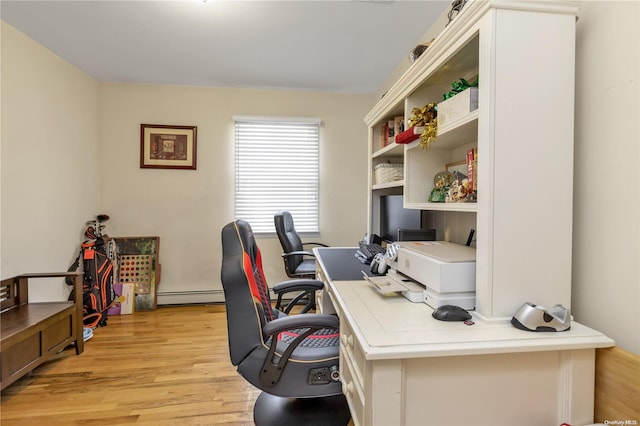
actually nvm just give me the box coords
[572,1,640,354]
[98,83,372,303]
[0,22,101,300]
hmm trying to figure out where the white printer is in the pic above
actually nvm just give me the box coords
[388,241,476,310]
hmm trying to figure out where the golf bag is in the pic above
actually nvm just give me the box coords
[67,216,115,328]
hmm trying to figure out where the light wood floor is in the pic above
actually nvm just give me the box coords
[1,305,260,425]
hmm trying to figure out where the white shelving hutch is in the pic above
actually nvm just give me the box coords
[365,0,580,319]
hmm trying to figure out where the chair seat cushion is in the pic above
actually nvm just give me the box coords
[272,327,340,362]
[294,259,317,276]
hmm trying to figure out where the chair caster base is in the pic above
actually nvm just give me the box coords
[253,392,351,426]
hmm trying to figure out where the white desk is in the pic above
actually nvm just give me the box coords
[314,247,614,426]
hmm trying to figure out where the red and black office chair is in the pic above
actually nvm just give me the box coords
[274,211,328,280]
[220,220,350,425]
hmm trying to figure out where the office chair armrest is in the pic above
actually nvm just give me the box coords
[302,242,329,248]
[273,279,323,314]
[281,250,314,258]
[272,279,323,294]
[262,313,339,338]
[260,314,339,388]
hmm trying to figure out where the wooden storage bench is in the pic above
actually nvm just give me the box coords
[1,272,84,390]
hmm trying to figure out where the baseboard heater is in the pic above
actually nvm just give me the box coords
[157,289,225,305]
[157,288,303,306]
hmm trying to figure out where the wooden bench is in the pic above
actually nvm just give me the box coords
[1,272,84,390]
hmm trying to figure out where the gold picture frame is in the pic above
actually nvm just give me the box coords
[446,160,467,176]
[140,124,197,170]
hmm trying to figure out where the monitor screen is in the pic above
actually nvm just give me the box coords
[380,195,422,242]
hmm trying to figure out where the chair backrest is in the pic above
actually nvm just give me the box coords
[274,211,304,274]
[221,220,276,365]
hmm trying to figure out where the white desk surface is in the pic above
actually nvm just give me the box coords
[328,279,614,361]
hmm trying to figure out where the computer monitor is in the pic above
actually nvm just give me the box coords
[397,228,436,242]
[380,195,434,242]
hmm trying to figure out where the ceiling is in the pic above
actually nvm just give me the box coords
[1,0,450,95]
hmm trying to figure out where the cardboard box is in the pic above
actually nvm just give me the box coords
[108,282,134,315]
[437,87,478,127]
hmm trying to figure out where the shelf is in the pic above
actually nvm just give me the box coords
[407,109,478,152]
[404,201,477,213]
[372,142,404,159]
[372,180,404,191]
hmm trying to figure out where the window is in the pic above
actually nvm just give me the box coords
[233,116,320,234]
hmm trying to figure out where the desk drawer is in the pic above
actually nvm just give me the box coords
[317,286,337,316]
[315,263,337,315]
[325,283,340,317]
[340,346,365,426]
[340,318,365,390]
[315,260,326,284]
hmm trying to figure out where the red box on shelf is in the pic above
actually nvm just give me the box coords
[395,126,423,144]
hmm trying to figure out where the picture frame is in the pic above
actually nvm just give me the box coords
[140,124,197,170]
[446,160,467,176]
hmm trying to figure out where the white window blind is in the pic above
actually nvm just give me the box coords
[234,117,320,233]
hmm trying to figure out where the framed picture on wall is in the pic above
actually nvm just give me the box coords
[140,124,197,170]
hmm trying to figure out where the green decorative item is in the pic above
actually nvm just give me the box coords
[429,187,447,202]
[443,76,479,100]
[429,170,452,202]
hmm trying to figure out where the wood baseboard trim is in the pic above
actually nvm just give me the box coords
[594,346,640,423]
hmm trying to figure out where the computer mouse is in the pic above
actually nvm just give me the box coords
[432,304,472,322]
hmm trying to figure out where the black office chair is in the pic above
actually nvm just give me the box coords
[220,220,350,426]
[274,211,328,280]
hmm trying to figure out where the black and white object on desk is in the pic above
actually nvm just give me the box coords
[511,303,571,332]
[370,242,400,275]
[370,253,387,275]
[386,242,399,261]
